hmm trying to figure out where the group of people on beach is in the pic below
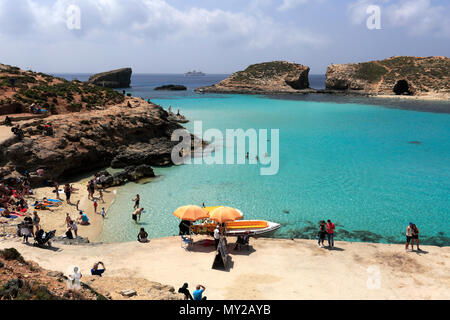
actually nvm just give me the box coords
[178,283,207,301]
[317,220,336,248]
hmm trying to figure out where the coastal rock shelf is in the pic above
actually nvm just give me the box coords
[326,56,450,97]
[195,61,311,94]
[0,99,184,182]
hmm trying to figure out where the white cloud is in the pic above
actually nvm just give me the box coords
[278,0,309,11]
[0,0,326,48]
[387,0,450,37]
[347,0,450,38]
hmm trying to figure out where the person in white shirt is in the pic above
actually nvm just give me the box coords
[214,225,220,249]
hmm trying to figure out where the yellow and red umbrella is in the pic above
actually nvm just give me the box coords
[209,206,243,223]
[173,205,209,221]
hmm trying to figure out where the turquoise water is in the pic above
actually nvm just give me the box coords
[98,93,450,246]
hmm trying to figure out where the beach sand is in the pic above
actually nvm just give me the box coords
[0,178,117,243]
[0,236,448,300]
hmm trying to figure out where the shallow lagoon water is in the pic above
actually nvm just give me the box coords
[96,84,450,245]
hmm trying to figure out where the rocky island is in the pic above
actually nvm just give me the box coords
[88,68,132,88]
[326,56,450,99]
[154,85,187,91]
[195,57,450,101]
[195,61,312,94]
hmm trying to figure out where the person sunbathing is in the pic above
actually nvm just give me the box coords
[33,201,54,211]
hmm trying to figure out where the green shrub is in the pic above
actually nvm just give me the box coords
[0,248,25,263]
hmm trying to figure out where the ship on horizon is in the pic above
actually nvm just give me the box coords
[184,70,205,76]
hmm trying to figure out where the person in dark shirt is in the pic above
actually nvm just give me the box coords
[179,220,191,235]
[91,262,106,276]
[178,283,193,300]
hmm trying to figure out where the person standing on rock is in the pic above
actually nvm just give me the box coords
[133,194,140,209]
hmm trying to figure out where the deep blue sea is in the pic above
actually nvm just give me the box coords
[54,73,450,246]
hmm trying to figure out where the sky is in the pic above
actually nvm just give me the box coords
[0,0,449,74]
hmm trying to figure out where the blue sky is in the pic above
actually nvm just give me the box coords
[0,0,449,74]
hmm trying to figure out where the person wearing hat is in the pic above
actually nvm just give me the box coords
[405,222,414,251]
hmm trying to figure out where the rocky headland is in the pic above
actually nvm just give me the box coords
[195,61,311,94]
[326,56,450,98]
[88,68,132,88]
[0,64,198,184]
[0,64,125,115]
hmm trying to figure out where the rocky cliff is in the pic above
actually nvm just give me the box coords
[88,68,132,88]
[195,61,311,94]
[0,98,191,182]
[326,56,450,97]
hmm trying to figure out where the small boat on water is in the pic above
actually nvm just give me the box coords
[225,220,280,236]
[185,70,205,76]
[190,220,280,237]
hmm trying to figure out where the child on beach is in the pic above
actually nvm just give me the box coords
[93,200,98,214]
[100,207,106,218]
[32,211,40,234]
[99,188,104,203]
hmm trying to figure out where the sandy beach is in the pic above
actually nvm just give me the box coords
[0,177,118,243]
[0,236,448,300]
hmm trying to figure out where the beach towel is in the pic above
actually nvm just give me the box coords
[48,199,62,203]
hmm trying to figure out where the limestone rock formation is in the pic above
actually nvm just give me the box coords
[88,68,132,88]
[325,56,450,96]
[195,61,310,94]
[0,99,183,182]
